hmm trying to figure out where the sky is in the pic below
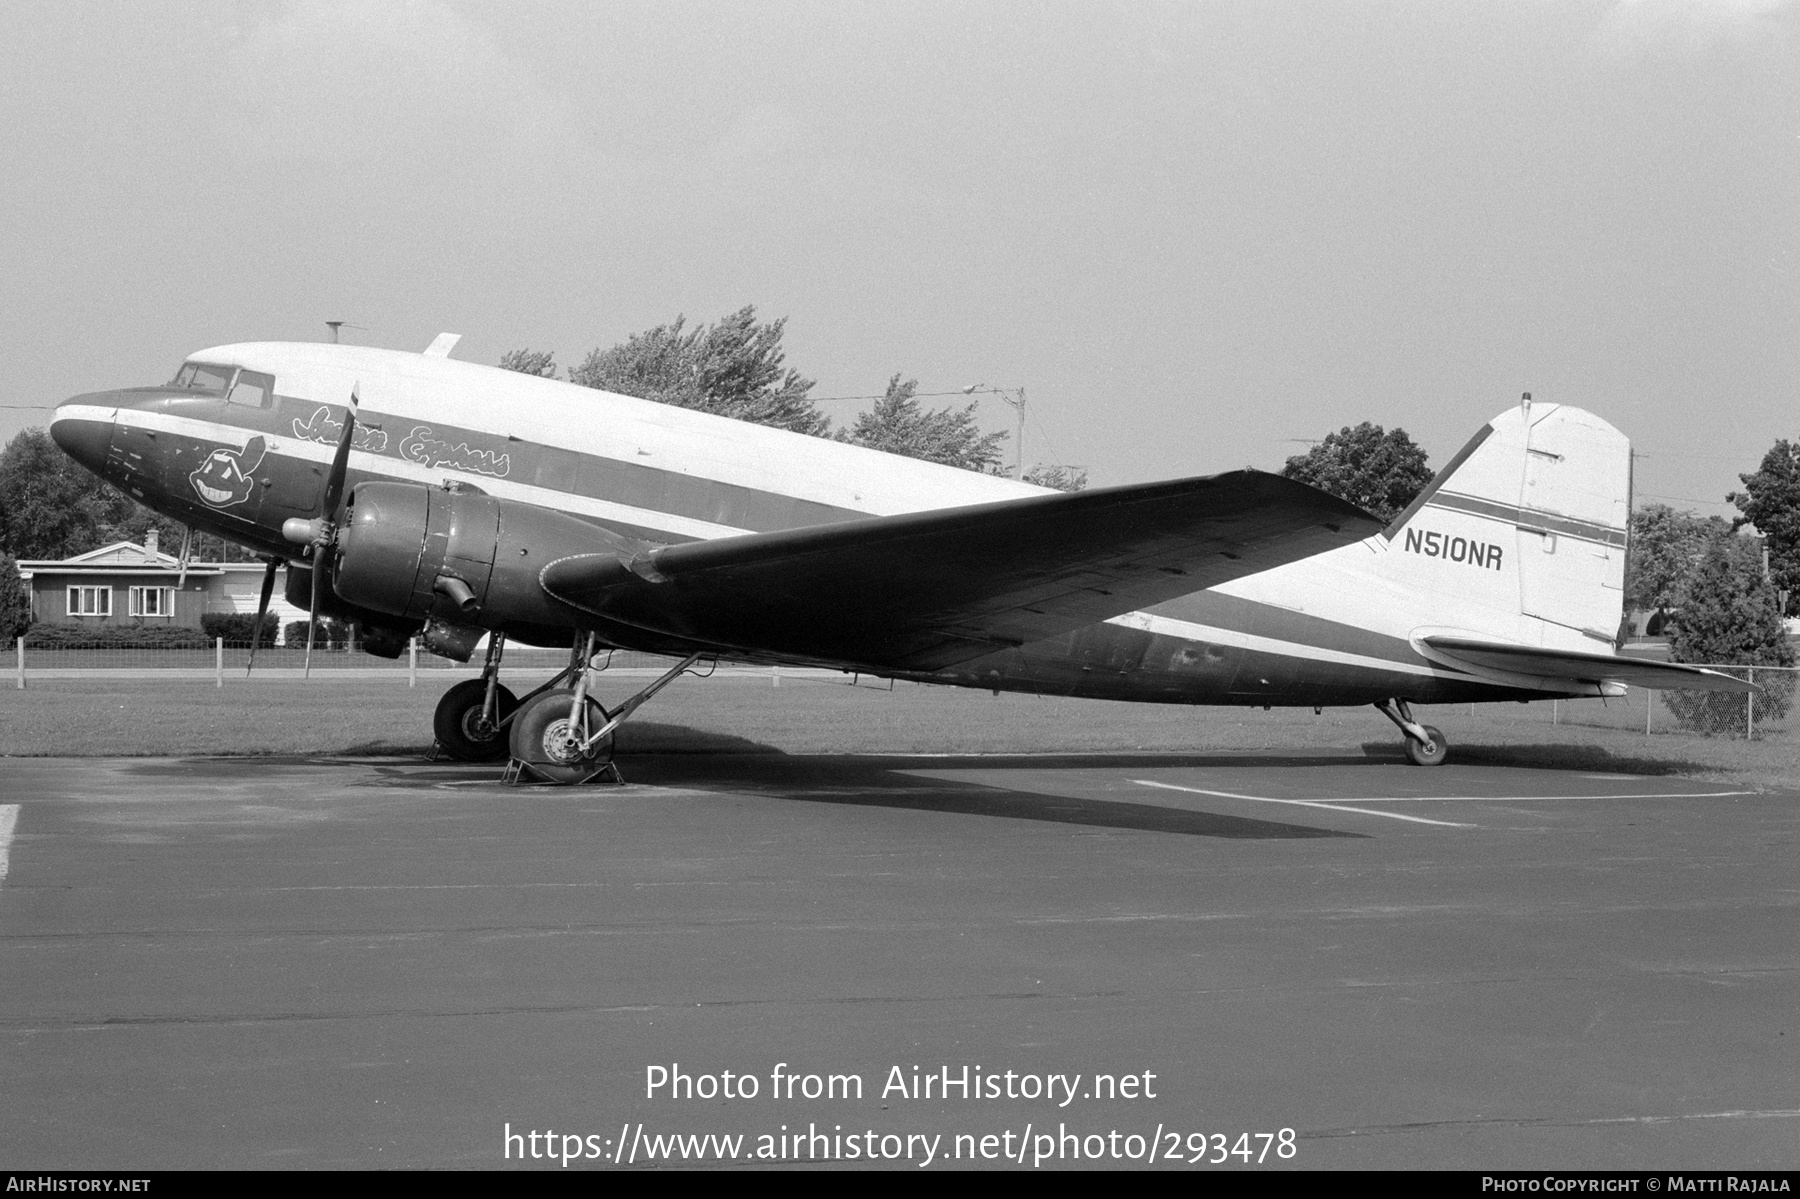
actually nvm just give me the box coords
[1,0,1795,515]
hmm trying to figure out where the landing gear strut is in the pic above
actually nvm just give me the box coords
[504,635,704,785]
[1375,698,1448,767]
[431,632,587,762]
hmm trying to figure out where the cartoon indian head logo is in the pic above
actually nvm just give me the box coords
[189,435,266,508]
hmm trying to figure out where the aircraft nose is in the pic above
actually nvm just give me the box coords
[49,391,120,475]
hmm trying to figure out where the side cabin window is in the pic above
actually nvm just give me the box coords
[226,370,275,409]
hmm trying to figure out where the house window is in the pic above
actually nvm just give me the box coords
[130,586,173,617]
[67,585,112,616]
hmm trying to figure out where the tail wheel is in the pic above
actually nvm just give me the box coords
[508,689,613,784]
[1405,725,1448,767]
[433,679,519,762]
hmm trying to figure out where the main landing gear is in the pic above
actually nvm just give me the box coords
[502,635,705,786]
[1375,698,1448,767]
[432,633,707,783]
[431,632,579,763]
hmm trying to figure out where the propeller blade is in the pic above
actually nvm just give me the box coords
[305,554,322,680]
[176,525,193,588]
[245,557,279,677]
[320,382,360,519]
[307,383,359,682]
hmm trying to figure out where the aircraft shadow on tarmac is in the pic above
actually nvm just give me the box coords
[130,719,1702,841]
[341,751,1363,840]
[621,751,1369,840]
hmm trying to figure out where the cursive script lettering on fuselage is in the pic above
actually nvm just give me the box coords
[399,425,512,478]
[292,406,391,452]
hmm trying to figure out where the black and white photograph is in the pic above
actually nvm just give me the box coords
[1,0,1796,1178]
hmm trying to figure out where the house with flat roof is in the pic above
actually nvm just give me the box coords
[14,531,305,634]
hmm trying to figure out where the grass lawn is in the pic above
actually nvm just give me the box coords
[2,673,1795,790]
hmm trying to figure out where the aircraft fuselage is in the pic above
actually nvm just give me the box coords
[50,342,1610,710]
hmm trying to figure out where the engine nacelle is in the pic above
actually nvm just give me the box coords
[332,481,636,647]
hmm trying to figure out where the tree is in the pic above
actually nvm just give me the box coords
[1728,439,1800,600]
[0,428,120,559]
[0,428,256,562]
[838,375,1007,472]
[1281,423,1433,523]
[565,306,830,436]
[1023,463,1089,492]
[1668,535,1795,666]
[0,552,30,639]
[1625,504,1730,625]
[498,349,559,379]
[1663,532,1795,731]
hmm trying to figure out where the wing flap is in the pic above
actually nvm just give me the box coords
[542,471,1380,670]
[1422,637,1757,693]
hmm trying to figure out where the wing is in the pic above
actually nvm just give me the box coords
[542,470,1381,670]
[1421,637,1756,693]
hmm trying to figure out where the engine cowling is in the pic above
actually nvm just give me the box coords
[332,481,637,646]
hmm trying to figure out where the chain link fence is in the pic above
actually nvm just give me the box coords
[1460,664,1797,741]
[9,637,1796,739]
[8,637,811,686]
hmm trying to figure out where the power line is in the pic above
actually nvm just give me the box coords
[1635,450,1763,464]
[1637,491,1735,507]
[807,388,996,403]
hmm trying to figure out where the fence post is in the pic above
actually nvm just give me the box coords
[1552,698,1559,725]
[15,635,22,690]
[771,664,780,689]
[408,637,418,688]
[1645,687,1653,737]
[215,637,224,688]
[1747,667,1755,741]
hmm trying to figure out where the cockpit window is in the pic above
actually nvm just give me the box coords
[226,370,274,408]
[170,362,236,392]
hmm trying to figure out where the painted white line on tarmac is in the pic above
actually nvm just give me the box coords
[1130,780,1474,828]
[0,805,18,883]
[1305,790,1751,803]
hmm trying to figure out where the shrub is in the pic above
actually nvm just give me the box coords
[0,554,30,640]
[200,612,279,646]
[21,622,211,648]
[283,617,350,650]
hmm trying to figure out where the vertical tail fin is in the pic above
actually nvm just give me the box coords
[1379,399,1630,647]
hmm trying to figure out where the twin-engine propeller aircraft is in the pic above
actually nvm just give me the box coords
[50,336,1748,781]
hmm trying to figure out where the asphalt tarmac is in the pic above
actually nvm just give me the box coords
[1,749,1795,1171]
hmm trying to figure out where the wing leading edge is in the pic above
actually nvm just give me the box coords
[541,470,1382,670]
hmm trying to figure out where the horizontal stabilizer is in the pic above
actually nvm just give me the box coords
[1422,637,1756,693]
[542,471,1381,670]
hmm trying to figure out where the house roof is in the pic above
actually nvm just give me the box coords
[40,540,178,567]
[14,540,276,578]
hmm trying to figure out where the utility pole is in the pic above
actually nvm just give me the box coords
[1006,387,1025,479]
[963,384,1027,479]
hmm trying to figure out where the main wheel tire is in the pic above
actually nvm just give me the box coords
[1404,724,1448,767]
[433,679,519,762]
[508,688,613,784]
